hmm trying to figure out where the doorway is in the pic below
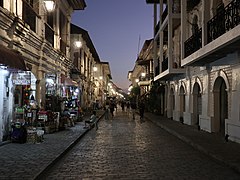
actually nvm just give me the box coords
[179,85,185,121]
[193,83,202,127]
[213,77,228,134]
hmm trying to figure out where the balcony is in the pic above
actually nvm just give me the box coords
[23,1,38,32]
[154,9,168,36]
[154,57,185,81]
[162,57,168,72]
[45,24,54,47]
[184,28,202,58]
[182,0,240,66]
[207,0,240,43]
[154,67,185,81]
[138,73,153,86]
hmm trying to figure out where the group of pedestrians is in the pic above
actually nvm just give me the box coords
[129,99,145,121]
[103,99,146,121]
[84,98,146,131]
[104,100,116,120]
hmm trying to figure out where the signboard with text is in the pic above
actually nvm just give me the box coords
[12,71,31,85]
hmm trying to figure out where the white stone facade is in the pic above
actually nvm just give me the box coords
[147,0,240,143]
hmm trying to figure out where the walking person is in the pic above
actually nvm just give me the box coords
[126,101,130,116]
[104,102,109,120]
[109,100,115,118]
[139,99,145,122]
[115,101,118,112]
[130,100,137,120]
[121,101,125,111]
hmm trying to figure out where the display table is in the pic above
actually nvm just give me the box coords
[27,129,44,143]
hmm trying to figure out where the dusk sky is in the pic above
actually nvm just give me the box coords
[71,0,153,91]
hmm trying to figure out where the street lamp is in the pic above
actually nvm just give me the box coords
[75,41,82,48]
[43,0,55,12]
[93,66,98,72]
[93,65,98,81]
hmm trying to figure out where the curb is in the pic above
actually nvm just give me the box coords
[34,112,105,180]
[34,128,90,180]
[146,116,240,175]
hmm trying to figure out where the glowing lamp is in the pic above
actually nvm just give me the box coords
[44,0,55,12]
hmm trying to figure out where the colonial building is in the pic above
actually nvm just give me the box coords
[70,23,100,109]
[0,0,86,142]
[128,39,153,99]
[70,24,112,109]
[145,0,240,143]
[136,39,154,96]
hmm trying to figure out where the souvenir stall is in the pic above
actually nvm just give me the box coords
[11,71,43,143]
[61,74,80,126]
[12,71,38,125]
[38,73,60,133]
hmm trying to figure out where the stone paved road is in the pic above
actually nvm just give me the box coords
[42,110,240,180]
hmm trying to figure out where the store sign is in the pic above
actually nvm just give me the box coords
[12,71,31,85]
[45,73,56,95]
[45,73,56,81]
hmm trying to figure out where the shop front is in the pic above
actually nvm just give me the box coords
[61,74,81,124]
[0,44,28,142]
[11,71,37,124]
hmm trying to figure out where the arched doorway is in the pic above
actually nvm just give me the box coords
[179,85,185,121]
[213,77,228,134]
[193,82,202,127]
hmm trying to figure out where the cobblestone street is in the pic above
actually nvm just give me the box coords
[42,110,240,180]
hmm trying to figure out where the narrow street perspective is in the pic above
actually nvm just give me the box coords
[1,0,240,179]
[40,109,240,179]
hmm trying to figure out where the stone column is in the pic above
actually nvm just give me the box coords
[36,70,46,109]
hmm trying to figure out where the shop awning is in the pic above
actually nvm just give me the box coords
[61,75,78,86]
[0,44,27,71]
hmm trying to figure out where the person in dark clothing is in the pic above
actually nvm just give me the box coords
[139,100,145,121]
[126,101,130,116]
[11,122,27,143]
[130,101,137,120]
[121,101,125,111]
[109,101,115,118]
